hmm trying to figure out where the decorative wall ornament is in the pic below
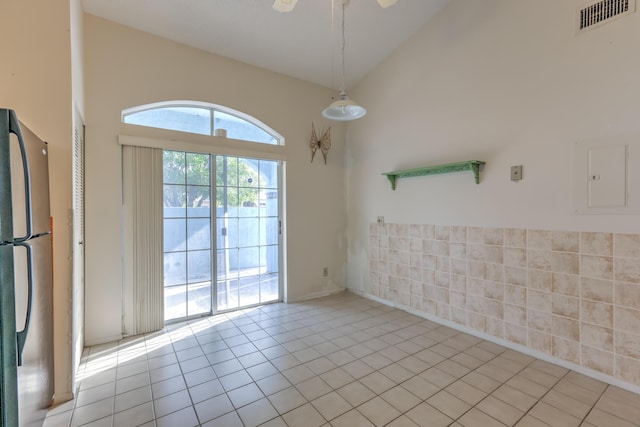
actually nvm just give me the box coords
[310,122,331,164]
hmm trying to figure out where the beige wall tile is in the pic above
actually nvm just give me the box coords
[505,228,526,249]
[581,232,613,256]
[435,225,451,241]
[528,290,552,312]
[551,252,579,275]
[436,256,450,273]
[582,300,613,328]
[410,238,423,253]
[614,330,640,359]
[422,224,435,239]
[581,255,613,280]
[552,295,579,319]
[468,261,485,280]
[505,323,527,346]
[552,337,580,364]
[528,250,552,271]
[505,267,527,287]
[552,231,580,253]
[552,273,579,297]
[450,258,467,276]
[451,226,466,243]
[468,244,503,264]
[615,281,640,308]
[485,264,504,282]
[468,296,485,314]
[410,280,423,296]
[615,234,640,258]
[485,281,504,301]
[581,346,614,376]
[485,317,504,338]
[529,330,552,354]
[484,228,504,246]
[581,278,613,303]
[505,285,526,307]
[389,237,410,252]
[435,271,450,288]
[450,243,466,259]
[410,224,423,238]
[423,255,437,270]
[422,269,435,285]
[552,316,580,341]
[379,235,389,248]
[615,258,640,284]
[435,287,450,304]
[485,299,504,320]
[410,267,422,282]
[467,227,484,244]
[450,274,466,292]
[527,230,552,250]
[581,323,613,351]
[451,307,467,325]
[615,354,640,385]
[504,248,527,268]
[467,278,484,296]
[528,270,552,292]
[468,312,485,331]
[410,253,423,268]
[505,304,527,326]
[528,309,552,333]
[450,291,466,309]
[615,306,640,334]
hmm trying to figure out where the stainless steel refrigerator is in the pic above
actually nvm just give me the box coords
[0,109,54,426]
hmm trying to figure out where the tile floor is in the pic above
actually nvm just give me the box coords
[44,292,640,427]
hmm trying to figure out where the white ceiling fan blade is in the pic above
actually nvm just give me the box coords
[273,0,298,12]
[377,0,399,8]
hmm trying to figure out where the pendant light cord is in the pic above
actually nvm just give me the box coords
[340,0,346,93]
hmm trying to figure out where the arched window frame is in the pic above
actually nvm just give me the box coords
[121,100,284,145]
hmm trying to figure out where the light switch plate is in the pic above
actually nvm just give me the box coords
[511,165,523,182]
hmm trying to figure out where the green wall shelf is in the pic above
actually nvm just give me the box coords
[382,160,486,190]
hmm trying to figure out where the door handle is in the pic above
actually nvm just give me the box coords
[8,110,33,242]
[15,242,33,366]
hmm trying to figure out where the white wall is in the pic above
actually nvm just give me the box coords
[83,16,348,344]
[347,0,640,292]
[0,0,75,402]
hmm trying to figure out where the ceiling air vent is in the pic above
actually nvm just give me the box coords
[577,0,635,32]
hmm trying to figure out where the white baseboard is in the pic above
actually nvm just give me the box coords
[52,391,74,406]
[286,288,346,303]
[357,291,640,396]
[84,333,123,347]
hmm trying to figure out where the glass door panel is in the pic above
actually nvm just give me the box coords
[216,156,280,312]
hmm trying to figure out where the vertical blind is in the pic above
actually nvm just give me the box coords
[123,146,164,334]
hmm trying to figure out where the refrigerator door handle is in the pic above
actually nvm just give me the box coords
[15,242,33,366]
[8,110,33,241]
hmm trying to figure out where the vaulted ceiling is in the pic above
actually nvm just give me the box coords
[81,0,450,89]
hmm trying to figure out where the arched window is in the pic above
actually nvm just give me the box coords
[122,101,283,146]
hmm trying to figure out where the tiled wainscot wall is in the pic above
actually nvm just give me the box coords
[367,223,640,388]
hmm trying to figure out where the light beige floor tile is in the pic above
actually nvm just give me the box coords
[259,416,288,427]
[319,367,355,389]
[359,371,396,394]
[114,385,152,413]
[505,375,551,399]
[113,401,154,427]
[311,391,353,421]
[281,402,326,427]
[491,384,538,412]
[476,395,524,426]
[405,402,453,427]
[550,378,603,405]
[305,357,338,375]
[594,391,640,425]
[420,367,457,388]
[336,381,377,407]
[236,397,279,427]
[193,393,234,423]
[188,378,224,403]
[380,386,421,413]
[457,408,507,427]
[461,371,502,393]
[70,397,114,427]
[542,389,591,419]
[445,380,487,406]
[401,374,441,400]
[583,408,638,427]
[268,386,307,414]
[43,410,73,427]
[200,410,244,427]
[514,415,551,427]
[330,409,375,427]
[357,396,401,426]
[427,390,471,420]
[528,402,580,427]
[379,363,414,383]
[151,375,186,399]
[257,372,292,396]
[386,415,420,427]
[227,382,265,409]
[342,359,376,379]
[156,406,199,427]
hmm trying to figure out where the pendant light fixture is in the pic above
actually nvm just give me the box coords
[322,0,367,121]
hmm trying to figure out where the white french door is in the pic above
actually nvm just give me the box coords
[163,151,282,322]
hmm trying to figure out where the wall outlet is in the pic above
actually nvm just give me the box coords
[511,165,523,182]
[322,267,328,277]
[376,216,385,225]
